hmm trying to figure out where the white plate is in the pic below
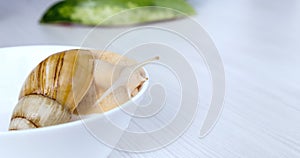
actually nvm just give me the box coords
[0,45,149,158]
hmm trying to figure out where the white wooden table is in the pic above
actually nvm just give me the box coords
[1,0,299,157]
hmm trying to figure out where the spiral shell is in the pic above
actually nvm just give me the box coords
[9,49,94,130]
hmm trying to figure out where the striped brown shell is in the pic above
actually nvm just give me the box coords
[9,49,94,130]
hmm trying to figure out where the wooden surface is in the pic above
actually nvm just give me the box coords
[1,0,300,157]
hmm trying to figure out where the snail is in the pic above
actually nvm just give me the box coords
[9,49,158,130]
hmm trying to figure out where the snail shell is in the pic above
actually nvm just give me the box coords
[9,49,94,130]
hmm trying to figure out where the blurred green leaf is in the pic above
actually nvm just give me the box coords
[40,0,196,26]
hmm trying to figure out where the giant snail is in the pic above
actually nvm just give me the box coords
[9,49,158,130]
